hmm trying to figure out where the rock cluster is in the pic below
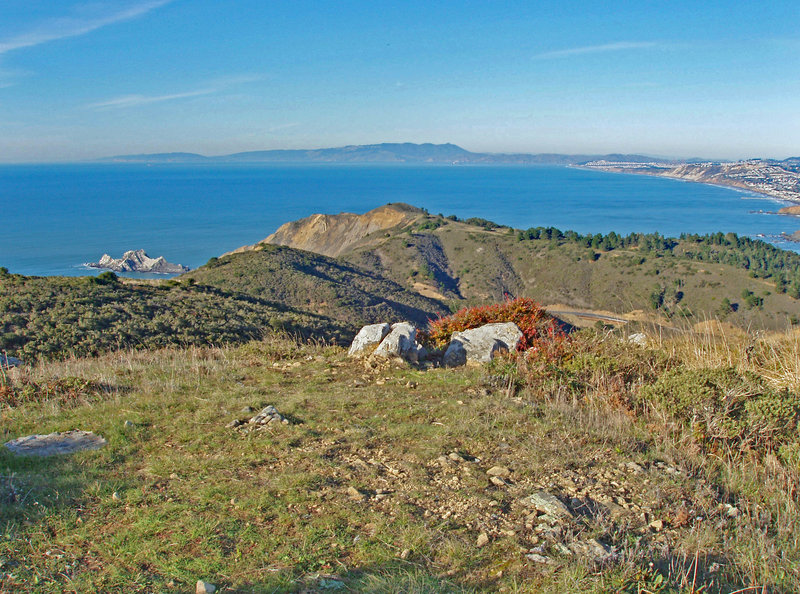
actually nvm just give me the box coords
[87,249,189,274]
[227,405,289,430]
[348,322,427,363]
[348,321,523,367]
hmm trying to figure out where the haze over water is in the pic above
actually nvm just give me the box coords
[2,163,798,277]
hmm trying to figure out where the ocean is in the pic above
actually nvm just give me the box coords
[2,163,798,277]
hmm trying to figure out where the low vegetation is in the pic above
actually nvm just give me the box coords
[1,319,799,592]
[0,269,352,361]
[426,297,565,352]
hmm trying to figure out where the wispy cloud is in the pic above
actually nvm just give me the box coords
[533,41,658,60]
[88,89,216,109]
[87,74,262,109]
[0,0,173,56]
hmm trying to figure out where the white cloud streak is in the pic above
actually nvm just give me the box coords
[0,0,173,56]
[88,89,215,109]
[87,74,262,109]
[533,41,658,60]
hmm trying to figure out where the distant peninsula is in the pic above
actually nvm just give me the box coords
[87,249,189,274]
[99,142,800,204]
[99,142,661,166]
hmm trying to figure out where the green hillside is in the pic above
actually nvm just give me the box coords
[0,269,353,361]
[340,214,800,330]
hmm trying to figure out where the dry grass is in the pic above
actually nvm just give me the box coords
[1,327,799,592]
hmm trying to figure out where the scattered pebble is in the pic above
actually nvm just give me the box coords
[486,466,511,478]
[346,486,366,501]
[476,532,489,548]
[399,548,411,560]
[649,519,664,532]
[111,491,121,501]
[123,420,135,429]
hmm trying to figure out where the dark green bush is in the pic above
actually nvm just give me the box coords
[640,367,800,450]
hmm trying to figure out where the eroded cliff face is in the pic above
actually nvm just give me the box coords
[230,203,424,257]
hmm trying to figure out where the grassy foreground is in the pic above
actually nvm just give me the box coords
[1,326,799,592]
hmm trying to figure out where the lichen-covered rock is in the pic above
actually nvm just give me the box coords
[519,490,573,519]
[443,322,523,367]
[348,323,392,356]
[4,430,107,457]
[373,322,425,362]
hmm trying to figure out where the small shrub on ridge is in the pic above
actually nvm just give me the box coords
[426,297,566,353]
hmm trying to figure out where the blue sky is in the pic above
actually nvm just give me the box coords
[0,0,798,162]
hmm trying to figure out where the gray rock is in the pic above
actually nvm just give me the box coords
[628,332,648,346]
[568,538,615,564]
[196,580,216,594]
[0,354,22,369]
[373,322,424,362]
[443,322,523,367]
[248,405,289,426]
[520,491,573,520]
[4,430,107,457]
[348,323,392,356]
[525,552,552,564]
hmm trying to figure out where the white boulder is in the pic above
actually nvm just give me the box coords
[348,323,392,356]
[374,322,425,362]
[443,322,523,367]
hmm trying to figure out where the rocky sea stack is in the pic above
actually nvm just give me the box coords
[87,249,189,273]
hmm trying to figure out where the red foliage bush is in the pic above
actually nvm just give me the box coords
[426,297,567,353]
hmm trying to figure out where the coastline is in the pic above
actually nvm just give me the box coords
[575,164,800,207]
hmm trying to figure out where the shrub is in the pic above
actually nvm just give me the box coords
[639,367,800,450]
[426,297,565,352]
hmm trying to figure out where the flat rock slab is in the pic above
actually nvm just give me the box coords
[4,430,107,457]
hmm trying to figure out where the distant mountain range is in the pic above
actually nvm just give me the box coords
[99,142,668,165]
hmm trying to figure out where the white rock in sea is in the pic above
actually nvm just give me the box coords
[88,249,189,273]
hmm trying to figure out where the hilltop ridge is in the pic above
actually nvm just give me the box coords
[229,203,426,258]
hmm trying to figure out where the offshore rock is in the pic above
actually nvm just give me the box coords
[348,323,392,356]
[443,322,523,367]
[87,249,189,273]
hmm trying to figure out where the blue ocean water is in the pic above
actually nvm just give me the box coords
[1,163,799,277]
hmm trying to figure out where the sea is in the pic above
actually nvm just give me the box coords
[2,163,799,278]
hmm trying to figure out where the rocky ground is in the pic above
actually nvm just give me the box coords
[1,330,798,592]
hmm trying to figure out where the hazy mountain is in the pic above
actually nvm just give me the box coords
[102,143,663,165]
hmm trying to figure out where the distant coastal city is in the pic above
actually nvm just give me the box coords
[582,158,800,204]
